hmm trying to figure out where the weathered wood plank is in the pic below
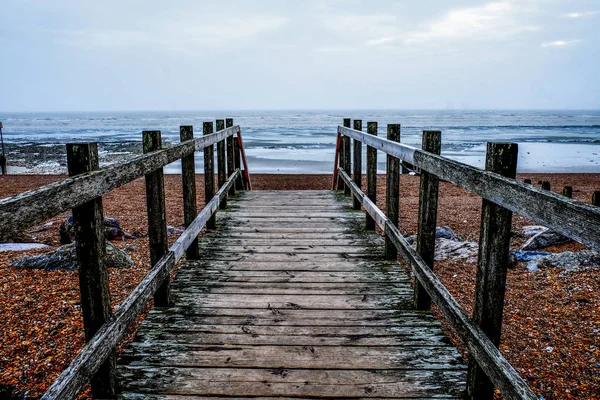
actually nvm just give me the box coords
[118,368,465,398]
[179,125,200,260]
[353,119,363,210]
[385,124,400,259]
[120,345,463,370]
[66,143,117,398]
[203,122,216,229]
[468,143,518,400]
[414,130,441,310]
[366,121,378,230]
[216,119,227,209]
[143,131,171,307]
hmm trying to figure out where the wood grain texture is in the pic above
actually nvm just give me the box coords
[216,119,227,209]
[143,131,171,308]
[414,130,441,310]
[179,126,200,260]
[66,143,117,398]
[203,122,216,229]
[116,190,467,399]
[352,119,362,210]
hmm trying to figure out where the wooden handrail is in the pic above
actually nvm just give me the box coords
[338,125,600,251]
[337,169,537,400]
[41,170,240,400]
[0,125,240,236]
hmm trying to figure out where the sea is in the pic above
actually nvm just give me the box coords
[0,110,599,174]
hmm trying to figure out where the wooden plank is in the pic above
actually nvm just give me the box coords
[353,119,363,210]
[120,344,463,370]
[196,245,382,254]
[343,118,351,195]
[180,125,200,260]
[0,125,239,236]
[131,331,449,347]
[338,125,600,251]
[143,131,171,307]
[468,143,518,400]
[169,294,406,310]
[414,130,441,310]
[66,143,116,398]
[175,270,409,283]
[226,118,236,197]
[118,368,465,398]
[366,121,378,230]
[385,124,400,260]
[216,119,227,209]
[204,122,216,229]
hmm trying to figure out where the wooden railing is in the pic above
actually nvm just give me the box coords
[0,119,251,399]
[333,119,600,400]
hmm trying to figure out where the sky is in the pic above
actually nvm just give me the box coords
[0,0,599,111]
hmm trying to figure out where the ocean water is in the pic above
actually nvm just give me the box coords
[0,110,599,173]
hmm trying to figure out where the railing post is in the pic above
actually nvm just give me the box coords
[342,118,351,195]
[143,131,171,307]
[563,185,573,198]
[216,119,227,209]
[385,124,400,260]
[467,142,518,400]
[365,121,378,230]
[352,120,363,210]
[414,130,441,310]
[226,118,236,196]
[542,181,551,191]
[66,143,117,399]
[180,126,200,260]
[203,122,216,229]
[232,120,243,191]
[594,191,600,207]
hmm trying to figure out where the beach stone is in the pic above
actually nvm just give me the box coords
[434,238,479,262]
[167,225,185,236]
[526,250,600,272]
[521,228,572,250]
[404,233,478,262]
[9,241,134,271]
[59,215,131,244]
[435,226,462,241]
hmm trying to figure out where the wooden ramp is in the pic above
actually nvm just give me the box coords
[117,190,467,398]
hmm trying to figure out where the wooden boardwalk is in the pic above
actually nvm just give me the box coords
[117,190,467,398]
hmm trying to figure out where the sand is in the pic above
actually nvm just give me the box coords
[0,173,599,399]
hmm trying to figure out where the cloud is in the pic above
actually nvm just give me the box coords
[541,40,580,48]
[564,11,598,18]
[57,15,288,50]
[403,1,539,44]
[320,1,540,52]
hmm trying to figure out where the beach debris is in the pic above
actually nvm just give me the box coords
[405,226,477,262]
[0,243,51,252]
[522,225,548,237]
[9,241,134,271]
[167,225,185,236]
[28,221,55,234]
[435,226,462,241]
[521,227,572,250]
[509,250,551,269]
[526,250,600,272]
[59,215,133,244]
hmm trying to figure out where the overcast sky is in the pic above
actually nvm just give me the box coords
[1,0,599,111]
